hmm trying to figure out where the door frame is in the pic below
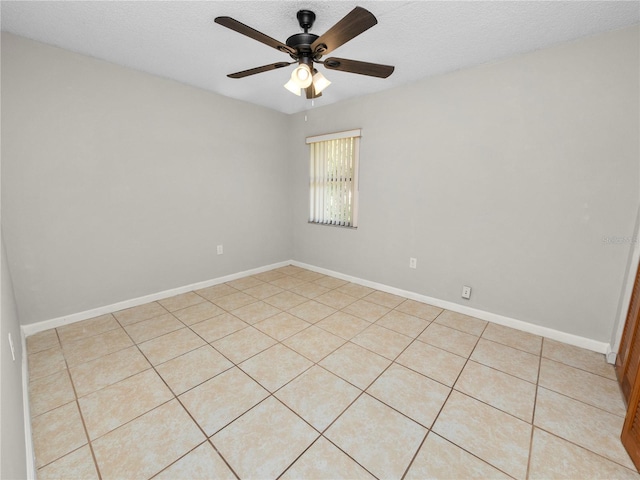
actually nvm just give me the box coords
[612,207,640,363]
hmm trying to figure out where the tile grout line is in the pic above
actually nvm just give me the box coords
[399,319,521,480]
[540,338,616,381]
[91,319,200,475]
[527,337,633,468]
[172,283,331,477]
[532,425,640,474]
[459,357,538,386]
[315,308,440,479]
[400,430,430,480]
[56,327,104,480]
[264,337,384,478]
[535,384,628,419]
[257,291,427,478]
[274,436,325,480]
[540,357,626,419]
[447,322,542,425]
[451,382,535,425]
[27,329,104,475]
[429,431,519,480]
[117,316,243,479]
[197,268,342,475]
[311,435,382,480]
[525,336,544,480]
[290,378,381,478]
[56,315,121,348]
[397,308,452,480]
[541,355,623,384]
[146,440,228,480]
[482,323,542,356]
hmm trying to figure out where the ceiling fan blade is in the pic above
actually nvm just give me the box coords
[215,16,296,55]
[311,7,377,57]
[323,57,394,78]
[227,62,293,79]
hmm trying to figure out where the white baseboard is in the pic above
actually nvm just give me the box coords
[21,260,290,337]
[606,344,618,365]
[291,261,612,355]
[22,257,612,355]
[20,331,36,479]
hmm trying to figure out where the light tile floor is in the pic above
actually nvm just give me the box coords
[26,265,639,479]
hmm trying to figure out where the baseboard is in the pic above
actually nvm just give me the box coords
[606,344,618,365]
[22,257,612,355]
[20,331,36,479]
[291,261,612,355]
[21,260,290,337]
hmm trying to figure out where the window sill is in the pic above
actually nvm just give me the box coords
[307,221,358,230]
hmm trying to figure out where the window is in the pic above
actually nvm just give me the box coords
[306,129,361,228]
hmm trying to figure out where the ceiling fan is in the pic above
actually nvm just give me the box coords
[214,7,394,99]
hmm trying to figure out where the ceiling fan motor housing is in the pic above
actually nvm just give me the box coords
[287,10,325,62]
[285,32,319,53]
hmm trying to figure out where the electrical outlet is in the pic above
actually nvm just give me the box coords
[217,245,223,255]
[409,257,417,269]
[8,333,15,361]
[462,285,471,299]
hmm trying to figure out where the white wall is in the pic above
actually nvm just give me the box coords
[1,232,27,480]
[289,26,639,343]
[1,33,292,324]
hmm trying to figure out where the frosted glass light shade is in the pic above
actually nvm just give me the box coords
[284,79,301,95]
[292,64,312,88]
[312,71,331,94]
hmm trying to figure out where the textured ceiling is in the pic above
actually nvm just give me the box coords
[1,1,638,114]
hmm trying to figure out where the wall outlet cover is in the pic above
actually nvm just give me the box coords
[462,285,472,299]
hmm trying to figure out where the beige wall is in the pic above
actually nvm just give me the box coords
[1,33,292,324]
[289,26,639,342]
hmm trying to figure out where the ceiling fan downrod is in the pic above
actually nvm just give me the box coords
[286,10,321,61]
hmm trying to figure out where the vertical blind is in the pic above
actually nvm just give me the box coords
[307,129,361,227]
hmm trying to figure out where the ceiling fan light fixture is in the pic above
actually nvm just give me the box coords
[291,63,313,88]
[284,78,301,96]
[312,71,331,94]
[217,7,395,99]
